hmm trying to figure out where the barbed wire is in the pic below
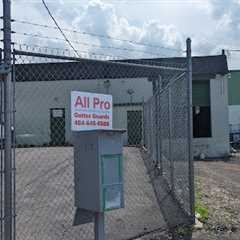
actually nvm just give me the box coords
[13,31,169,57]
[10,18,183,53]
[13,42,126,60]
[12,42,187,69]
[0,35,187,67]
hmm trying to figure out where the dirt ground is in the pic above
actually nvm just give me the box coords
[137,151,240,240]
[193,153,240,240]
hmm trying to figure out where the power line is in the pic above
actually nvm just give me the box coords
[13,31,168,57]
[41,0,80,58]
[11,19,182,53]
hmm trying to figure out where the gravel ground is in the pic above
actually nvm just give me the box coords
[137,151,240,240]
[193,153,240,240]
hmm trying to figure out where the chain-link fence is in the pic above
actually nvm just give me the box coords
[0,47,16,240]
[143,50,195,231]
[14,48,166,240]
[0,41,194,240]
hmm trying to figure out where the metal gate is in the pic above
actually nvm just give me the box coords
[0,38,194,239]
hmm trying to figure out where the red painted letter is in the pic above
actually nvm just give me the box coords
[75,96,84,107]
[93,97,100,108]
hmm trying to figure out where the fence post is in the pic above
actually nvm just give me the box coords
[12,50,16,240]
[142,97,145,147]
[3,0,13,239]
[157,77,163,174]
[168,87,174,190]
[154,82,159,166]
[186,38,195,222]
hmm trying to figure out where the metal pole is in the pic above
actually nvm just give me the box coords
[152,78,160,167]
[142,97,145,147]
[186,38,195,222]
[12,50,16,240]
[154,80,159,165]
[0,49,4,240]
[3,0,13,240]
[158,76,163,174]
[94,212,105,240]
[168,87,174,190]
[148,99,152,152]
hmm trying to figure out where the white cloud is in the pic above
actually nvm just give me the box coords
[0,0,184,59]
[0,0,239,68]
[209,0,240,36]
[71,0,184,58]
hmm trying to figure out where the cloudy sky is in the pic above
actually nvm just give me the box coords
[1,0,240,69]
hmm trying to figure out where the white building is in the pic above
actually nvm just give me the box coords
[15,53,229,158]
[15,77,151,145]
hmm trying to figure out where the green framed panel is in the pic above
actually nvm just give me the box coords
[100,154,123,211]
[102,184,123,211]
[101,154,122,185]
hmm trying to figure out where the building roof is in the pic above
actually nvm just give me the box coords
[134,54,229,77]
[15,51,228,82]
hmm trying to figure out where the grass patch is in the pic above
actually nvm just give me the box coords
[195,179,209,222]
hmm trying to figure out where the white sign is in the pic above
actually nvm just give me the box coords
[71,91,112,131]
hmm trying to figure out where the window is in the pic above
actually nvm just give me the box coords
[193,106,211,138]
